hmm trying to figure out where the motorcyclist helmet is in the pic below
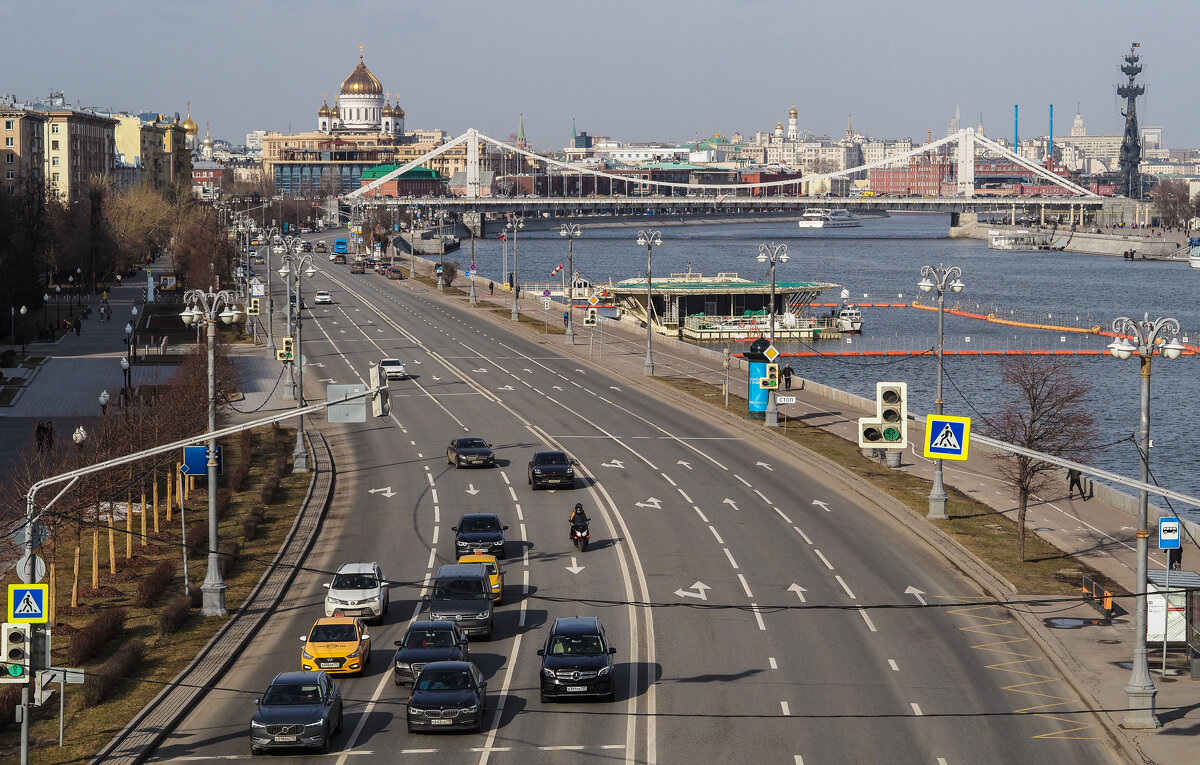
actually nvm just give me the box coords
[574,503,583,512]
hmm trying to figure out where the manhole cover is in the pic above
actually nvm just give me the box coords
[1045,617,1089,629]
[1035,527,1054,532]
[1098,639,1121,645]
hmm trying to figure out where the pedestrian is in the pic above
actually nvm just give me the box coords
[1067,468,1084,499]
[489,281,494,296]
[782,363,794,391]
[45,421,55,450]
[35,421,46,452]
[73,317,81,336]
[563,311,569,329]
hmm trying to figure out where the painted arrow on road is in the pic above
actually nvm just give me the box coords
[498,385,514,391]
[757,461,773,471]
[472,368,489,374]
[787,583,808,603]
[905,586,927,606]
[552,385,563,391]
[465,484,480,496]
[565,557,585,575]
[812,499,831,512]
[601,459,625,469]
[635,497,662,509]
[609,386,623,391]
[675,581,711,601]
[368,487,396,498]
[319,378,336,383]
[722,498,740,511]
[677,460,692,469]
[575,369,586,374]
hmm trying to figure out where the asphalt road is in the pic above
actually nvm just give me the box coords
[148,248,1119,765]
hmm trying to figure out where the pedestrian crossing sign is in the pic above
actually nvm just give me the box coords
[923,415,970,461]
[7,584,48,623]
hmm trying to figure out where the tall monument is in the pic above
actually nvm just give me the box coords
[1117,43,1145,198]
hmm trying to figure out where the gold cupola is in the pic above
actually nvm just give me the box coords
[340,46,383,95]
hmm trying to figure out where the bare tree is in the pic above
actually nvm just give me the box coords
[990,356,1098,561]
[1151,179,1191,228]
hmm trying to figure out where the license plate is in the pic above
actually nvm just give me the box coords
[430,719,452,725]
[274,735,298,742]
[566,685,588,692]
[319,662,338,669]
[472,549,487,554]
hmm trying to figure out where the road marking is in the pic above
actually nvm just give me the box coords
[910,702,923,716]
[430,488,438,504]
[540,745,586,751]
[434,505,440,524]
[737,573,753,598]
[857,608,878,632]
[735,475,751,487]
[678,489,692,503]
[500,471,511,485]
[774,507,793,523]
[693,507,709,523]
[515,503,524,521]
[519,569,529,628]
[787,584,807,602]
[722,498,740,512]
[814,549,834,570]
[835,575,856,599]
[519,523,527,543]
[889,659,900,671]
[905,586,927,605]
[425,548,436,569]
[661,473,676,486]
[769,657,778,669]
[794,757,805,765]
[792,526,812,545]
[937,759,948,765]
[723,548,739,569]
[508,486,518,502]
[753,489,770,503]
[426,472,435,487]
[780,701,791,716]
[431,526,439,545]
[750,602,766,631]
[812,499,831,512]
[709,527,725,545]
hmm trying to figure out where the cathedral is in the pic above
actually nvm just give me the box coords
[316,46,405,136]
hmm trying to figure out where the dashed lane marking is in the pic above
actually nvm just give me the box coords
[814,550,834,570]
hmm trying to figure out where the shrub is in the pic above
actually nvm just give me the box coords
[273,452,287,479]
[159,595,192,635]
[187,521,208,558]
[242,514,259,540]
[65,608,127,666]
[260,475,280,505]
[216,488,232,519]
[218,540,241,578]
[82,640,146,708]
[0,685,19,732]
[229,458,251,493]
[133,560,176,607]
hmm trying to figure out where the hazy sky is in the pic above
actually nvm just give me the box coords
[4,0,1195,150]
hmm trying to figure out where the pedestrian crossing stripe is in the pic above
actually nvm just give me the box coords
[923,415,971,461]
[7,584,49,623]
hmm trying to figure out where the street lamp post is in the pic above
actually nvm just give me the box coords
[560,223,582,345]
[508,216,524,321]
[757,242,789,427]
[10,305,26,350]
[636,230,662,376]
[55,285,62,330]
[42,293,49,333]
[120,356,131,394]
[917,264,965,519]
[179,288,245,617]
[1107,313,1184,729]
[98,389,110,416]
[278,252,316,474]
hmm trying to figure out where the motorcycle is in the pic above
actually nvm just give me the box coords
[570,520,590,552]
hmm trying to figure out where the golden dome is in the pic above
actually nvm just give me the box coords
[776,122,784,130]
[181,101,198,135]
[340,48,382,95]
[789,103,797,118]
[319,93,332,117]
[395,105,404,119]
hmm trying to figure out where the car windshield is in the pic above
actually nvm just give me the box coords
[460,517,500,533]
[405,630,456,648]
[263,683,322,705]
[458,438,487,449]
[331,573,377,590]
[548,634,606,656]
[310,624,358,642]
[536,453,568,465]
[381,360,401,368]
[415,669,473,691]
[433,580,488,600]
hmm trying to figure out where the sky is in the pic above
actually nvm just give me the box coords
[3,0,1197,150]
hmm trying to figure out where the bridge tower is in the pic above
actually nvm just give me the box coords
[955,128,975,197]
[1117,43,1145,199]
[466,128,481,200]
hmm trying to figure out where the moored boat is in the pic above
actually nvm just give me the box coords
[797,208,862,229]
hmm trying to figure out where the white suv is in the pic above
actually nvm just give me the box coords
[379,358,406,380]
[324,562,389,623]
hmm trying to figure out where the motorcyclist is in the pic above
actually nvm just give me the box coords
[569,503,589,539]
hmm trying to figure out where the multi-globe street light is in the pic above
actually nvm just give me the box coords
[179,287,245,617]
[757,242,789,427]
[1107,313,1184,729]
[917,264,965,519]
[508,216,524,321]
[635,230,662,376]
[278,252,316,474]
[560,223,582,345]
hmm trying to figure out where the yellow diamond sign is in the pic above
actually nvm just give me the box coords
[588,295,599,307]
[764,344,779,362]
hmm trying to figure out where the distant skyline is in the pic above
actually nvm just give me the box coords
[3,0,1196,150]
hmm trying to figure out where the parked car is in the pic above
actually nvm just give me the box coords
[527,450,577,490]
[536,616,616,702]
[374,260,388,275]
[452,513,508,560]
[323,562,388,621]
[392,620,469,686]
[406,661,487,733]
[446,437,494,468]
[250,671,343,755]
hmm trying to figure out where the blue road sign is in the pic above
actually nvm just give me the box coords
[1159,517,1181,550]
[923,415,971,460]
[8,584,48,622]
[181,445,223,476]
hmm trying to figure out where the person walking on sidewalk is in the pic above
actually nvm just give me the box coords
[489,281,494,296]
[782,363,794,391]
[73,317,81,336]
[35,421,46,452]
[1067,468,1085,499]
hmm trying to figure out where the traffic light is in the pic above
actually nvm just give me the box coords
[760,363,780,390]
[277,336,294,362]
[858,381,907,448]
[584,307,598,326]
[369,364,391,418]
[248,297,260,316]
[1,623,31,683]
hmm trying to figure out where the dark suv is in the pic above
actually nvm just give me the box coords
[393,620,469,686]
[452,513,508,559]
[536,616,616,702]
[527,450,577,490]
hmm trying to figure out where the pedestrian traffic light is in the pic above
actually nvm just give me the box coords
[1,623,31,683]
[248,297,260,316]
[369,364,390,418]
[760,363,780,390]
[584,307,598,326]
[277,337,294,362]
[858,381,907,448]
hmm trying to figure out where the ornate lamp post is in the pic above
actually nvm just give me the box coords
[98,389,110,416]
[508,216,524,321]
[635,230,662,376]
[179,288,245,617]
[917,264,964,519]
[560,223,582,345]
[278,252,316,473]
[120,356,131,393]
[42,293,49,333]
[1107,313,1184,729]
[10,305,26,350]
[757,242,789,427]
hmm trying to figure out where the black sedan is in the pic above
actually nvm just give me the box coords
[452,513,508,559]
[527,450,577,490]
[393,621,469,687]
[406,661,487,733]
[447,437,495,468]
[250,671,343,755]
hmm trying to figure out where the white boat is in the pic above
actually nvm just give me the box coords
[797,208,862,229]
[835,305,863,333]
[988,230,1053,251]
[1190,238,1200,269]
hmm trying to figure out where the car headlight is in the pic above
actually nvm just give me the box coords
[475,611,490,619]
[455,540,468,547]
[396,661,410,671]
[305,720,326,729]
[462,706,479,714]
[532,468,542,475]
[328,597,347,606]
[408,706,422,715]
[598,666,612,677]
[348,647,362,658]
[251,720,267,729]
[542,667,555,678]
[302,649,314,660]
[565,468,574,475]
[492,540,504,546]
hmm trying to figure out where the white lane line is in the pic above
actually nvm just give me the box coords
[434,505,440,524]
[814,549,834,570]
[501,471,511,485]
[661,473,677,487]
[781,701,791,716]
[431,488,438,504]
[599,745,627,750]
[426,472,435,487]
[792,526,812,545]
[417,453,424,459]
[737,573,754,598]
[834,575,856,599]
[769,657,778,669]
[857,608,878,632]
[937,759,948,765]
[508,486,518,502]
[679,489,693,503]
[426,548,437,570]
[888,659,900,671]
[519,523,527,543]
[910,702,923,716]
[774,507,793,523]
[540,746,586,751]
[693,506,709,523]
[734,475,751,487]
[794,757,805,765]
[709,526,725,545]
[476,632,524,765]
[723,548,739,569]
[431,527,439,545]
[753,489,770,503]
[519,569,529,627]
[750,602,766,631]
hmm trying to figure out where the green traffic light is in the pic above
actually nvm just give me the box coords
[4,663,23,678]
[883,427,901,441]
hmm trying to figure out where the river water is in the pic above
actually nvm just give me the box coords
[464,214,1200,520]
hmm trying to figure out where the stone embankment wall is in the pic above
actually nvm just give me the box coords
[951,221,1187,258]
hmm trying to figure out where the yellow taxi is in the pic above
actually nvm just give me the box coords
[300,616,372,675]
[458,553,504,603]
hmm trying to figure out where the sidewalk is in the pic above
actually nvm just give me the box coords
[424,255,1194,765]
